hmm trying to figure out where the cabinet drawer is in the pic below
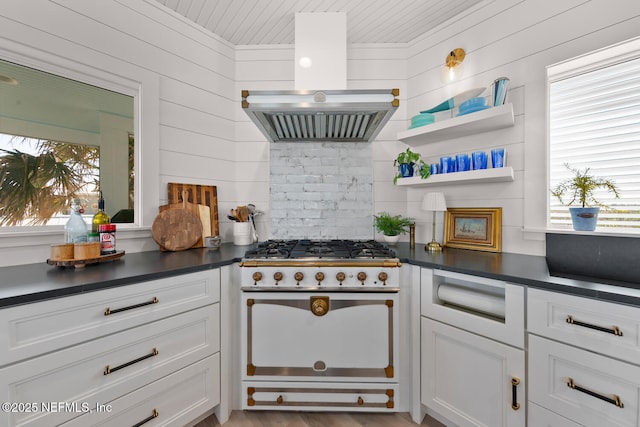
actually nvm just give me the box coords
[0,304,219,427]
[421,269,525,348]
[242,381,397,412]
[421,317,525,427]
[528,402,582,427]
[529,335,640,427]
[0,269,220,366]
[61,353,220,427]
[528,288,640,364]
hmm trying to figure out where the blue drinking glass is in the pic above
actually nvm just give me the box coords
[456,154,470,172]
[491,148,505,168]
[430,163,439,175]
[440,156,453,173]
[472,151,488,170]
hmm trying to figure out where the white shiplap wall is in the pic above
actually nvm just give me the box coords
[1,0,640,265]
[402,0,640,255]
[0,0,236,265]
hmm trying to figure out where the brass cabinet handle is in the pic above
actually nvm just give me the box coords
[566,315,623,336]
[357,396,364,406]
[511,377,521,410]
[276,395,284,404]
[104,297,158,316]
[104,348,159,375]
[567,377,624,408]
[131,408,158,427]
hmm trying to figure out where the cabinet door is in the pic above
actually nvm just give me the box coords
[421,317,525,427]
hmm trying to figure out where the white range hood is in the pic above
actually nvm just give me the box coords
[242,13,399,143]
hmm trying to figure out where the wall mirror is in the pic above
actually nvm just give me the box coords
[0,58,134,227]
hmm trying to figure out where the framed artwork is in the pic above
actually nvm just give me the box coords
[443,208,502,252]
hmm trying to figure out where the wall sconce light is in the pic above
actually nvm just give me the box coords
[441,48,465,83]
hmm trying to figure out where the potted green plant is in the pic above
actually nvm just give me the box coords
[394,148,430,184]
[374,212,413,245]
[551,164,620,231]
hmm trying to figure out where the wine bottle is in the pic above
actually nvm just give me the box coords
[92,192,110,233]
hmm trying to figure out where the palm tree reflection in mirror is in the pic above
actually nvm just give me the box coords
[0,134,99,226]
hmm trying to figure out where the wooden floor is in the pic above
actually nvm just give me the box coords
[194,411,446,427]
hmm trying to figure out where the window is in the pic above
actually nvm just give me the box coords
[548,37,640,232]
[0,134,100,225]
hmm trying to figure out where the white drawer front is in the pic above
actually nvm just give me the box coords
[528,288,640,364]
[61,353,220,427]
[529,335,640,427]
[0,304,219,427]
[421,268,525,348]
[528,402,582,427]
[242,381,398,412]
[0,269,220,366]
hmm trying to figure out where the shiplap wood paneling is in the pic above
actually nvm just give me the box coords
[403,0,640,255]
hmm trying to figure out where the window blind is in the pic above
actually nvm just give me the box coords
[549,55,640,231]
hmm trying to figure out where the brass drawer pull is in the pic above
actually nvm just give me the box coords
[104,348,159,375]
[566,315,622,336]
[104,297,158,316]
[131,408,158,427]
[567,377,624,408]
[276,395,284,404]
[511,377,521,410]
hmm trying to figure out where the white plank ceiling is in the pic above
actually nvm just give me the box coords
[154,0,484,45]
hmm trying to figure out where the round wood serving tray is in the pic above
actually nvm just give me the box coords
[47,250,125,268]
[152,208,203,251]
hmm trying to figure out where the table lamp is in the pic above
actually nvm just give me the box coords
[422,192,447,251]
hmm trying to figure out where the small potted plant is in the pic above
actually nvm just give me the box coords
[373,212,413,245]
[394,148,430,184]
[551,164,620,231]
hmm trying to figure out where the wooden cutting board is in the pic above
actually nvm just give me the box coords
[152,208,203,251]
[159,190,211,248]
[167,183,219,237]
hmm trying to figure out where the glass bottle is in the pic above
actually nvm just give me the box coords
[65,198,88,243]
[92,192,110,233]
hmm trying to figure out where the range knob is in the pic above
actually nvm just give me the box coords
[357,271,367,285]
[336,272,346,285]
[273,272,283,285]
[378,272,388,285]
[294,272,304,286]
[252,272,262,286]
[315,272,325,285]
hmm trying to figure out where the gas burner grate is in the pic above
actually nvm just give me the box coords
[244,239,396,260]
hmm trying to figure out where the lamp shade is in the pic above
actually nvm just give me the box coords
[422,192,447,212]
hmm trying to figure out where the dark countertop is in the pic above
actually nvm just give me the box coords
[1,242,640,309]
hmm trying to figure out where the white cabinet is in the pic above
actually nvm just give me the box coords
[529,402,582,427]
[527,289,640,427]
[419,268,525,427]
[421,318,525,427]
[529,335,640,427]
[0,269,222,427]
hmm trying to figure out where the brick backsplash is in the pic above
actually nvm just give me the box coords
[270,142,374,239]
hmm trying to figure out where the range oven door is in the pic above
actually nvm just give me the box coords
[241,291,398,383]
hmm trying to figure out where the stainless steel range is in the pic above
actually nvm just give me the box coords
[240,240,401,412]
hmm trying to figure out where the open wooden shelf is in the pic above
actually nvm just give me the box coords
[397,103,514,146]
[395,167,514,187]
